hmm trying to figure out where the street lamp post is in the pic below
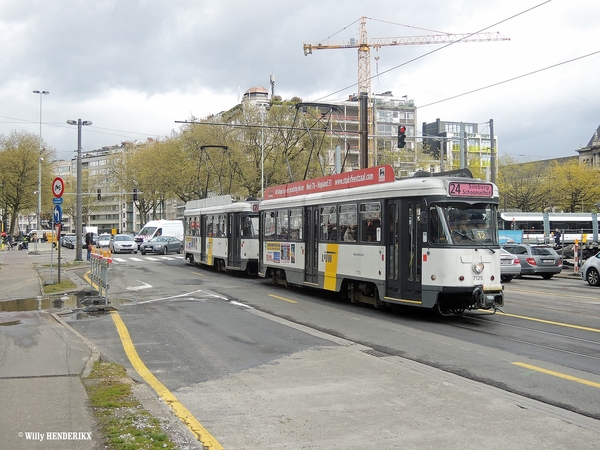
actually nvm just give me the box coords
[67,119,92,261]
[32,90,49,254]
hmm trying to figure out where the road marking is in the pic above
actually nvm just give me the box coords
[112,257,127,262]
[129,257,143,261]
[191,271,205,277]
[507,287,599,301]
[513,362,600,389]
[145,256,160,261]
[126,281,152,291]
[110,311,223,449]
[268,294,297,304]
[501,312,600,333]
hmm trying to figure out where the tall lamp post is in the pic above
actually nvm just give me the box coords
[67,119,92,261]
[32,90,49,254]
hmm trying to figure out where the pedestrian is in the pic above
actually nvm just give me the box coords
[85,232,93,261]
[554,229,561,246]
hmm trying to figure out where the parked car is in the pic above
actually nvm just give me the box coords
[501,244,562,279]
[139,236,183,255]
[96,233,112,248]
[109,234,138,254]
[500,248,521,282]
[63,235,76,249]
[580,251,600,286]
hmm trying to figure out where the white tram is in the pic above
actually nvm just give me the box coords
[183,195,260,274]
[259,165,504,315]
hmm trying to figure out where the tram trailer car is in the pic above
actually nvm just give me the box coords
[184,196,260,274]
[259,165,504,315]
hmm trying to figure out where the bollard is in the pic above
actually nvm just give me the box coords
[574,240,579,273]
[89,247,112,305]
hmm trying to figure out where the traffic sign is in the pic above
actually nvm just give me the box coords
[52,177,65,198]
[52,197,63,205]
[53,205,62,224]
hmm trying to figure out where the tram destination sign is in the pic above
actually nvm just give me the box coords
[448,182,493,197]
[264,165,395,200]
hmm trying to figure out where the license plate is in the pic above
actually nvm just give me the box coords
[542,259,554,264]
[501,260,510,265]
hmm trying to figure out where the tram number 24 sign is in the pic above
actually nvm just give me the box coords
[52,177,65,198]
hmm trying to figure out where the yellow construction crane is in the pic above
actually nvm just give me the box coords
[303,16,510,96]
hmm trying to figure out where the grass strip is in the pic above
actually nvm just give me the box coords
[83,361,178,449]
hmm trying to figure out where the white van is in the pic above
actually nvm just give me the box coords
[134,220,183,248]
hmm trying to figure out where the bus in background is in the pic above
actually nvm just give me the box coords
[499,212,599,244]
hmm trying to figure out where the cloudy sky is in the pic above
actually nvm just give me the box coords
[1,0,598,163]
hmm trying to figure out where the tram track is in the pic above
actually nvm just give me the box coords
[451,314,600,362]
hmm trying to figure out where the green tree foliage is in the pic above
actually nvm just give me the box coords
[546,159,600,212]
[497,156,551,211]
[0,131,55,234]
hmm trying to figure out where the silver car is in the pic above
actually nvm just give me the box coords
[580,251,600,286]
[109,234,138,254]
[501,244,562,279]
[500,248,521,282]
[139,236,183,255]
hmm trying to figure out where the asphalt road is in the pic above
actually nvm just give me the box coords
[65,254,600,448]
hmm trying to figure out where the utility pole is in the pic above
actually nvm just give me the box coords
[490,119,496,184]
[67,119,93,261]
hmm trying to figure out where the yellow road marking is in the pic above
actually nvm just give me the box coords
[501,312,600,333]
[191,271,205,276]
[268,294,297,304]
[513,362,600,389]
[110,311,223,449]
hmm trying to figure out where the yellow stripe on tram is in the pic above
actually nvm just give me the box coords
[323,243,339,291]
[110,311,223,449]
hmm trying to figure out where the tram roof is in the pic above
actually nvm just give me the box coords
[260,175,498,209]
[184,201,258,216]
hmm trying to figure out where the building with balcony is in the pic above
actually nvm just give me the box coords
[422,119,497,173]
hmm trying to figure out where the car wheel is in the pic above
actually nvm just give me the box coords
[134,250,137,254]
[541,273,553,280]
[586,267,600,286]
[178,245,182,254]
[141,250,146,255]
[162,246,167,255]
[501,275,513,282]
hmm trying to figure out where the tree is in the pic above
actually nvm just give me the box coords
[497,156,552,211]
[546,159,600,212]
[0,130,55,235]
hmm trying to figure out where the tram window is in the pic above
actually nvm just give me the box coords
[241,216,255,238]
[360,202,381,243]
[339,204,357,242]
[277,210,289,239]
[320,205,337,241]
[191,216,199,236]
[289,208,302,240]
[204,216,213,237]
[263,212,276,240]
[428,206,448,243]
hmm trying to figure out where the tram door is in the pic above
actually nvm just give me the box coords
[227,213,241,268]
[200,215,208,263]
[386,199,422,300]
[304,206,319,284]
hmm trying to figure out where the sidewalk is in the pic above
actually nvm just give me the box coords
[0,243,103,448]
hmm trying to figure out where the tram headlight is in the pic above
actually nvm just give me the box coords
[473,261,484,274]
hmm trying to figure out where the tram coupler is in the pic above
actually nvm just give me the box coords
[472,285,498,311]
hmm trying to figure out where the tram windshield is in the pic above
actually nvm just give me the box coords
[429,203,498,246]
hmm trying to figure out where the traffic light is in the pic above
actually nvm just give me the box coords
[97,189,102,200]
[133,187,138,201]
[397,125,406,148]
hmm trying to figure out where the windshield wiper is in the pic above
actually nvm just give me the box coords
[451,230,495,254]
